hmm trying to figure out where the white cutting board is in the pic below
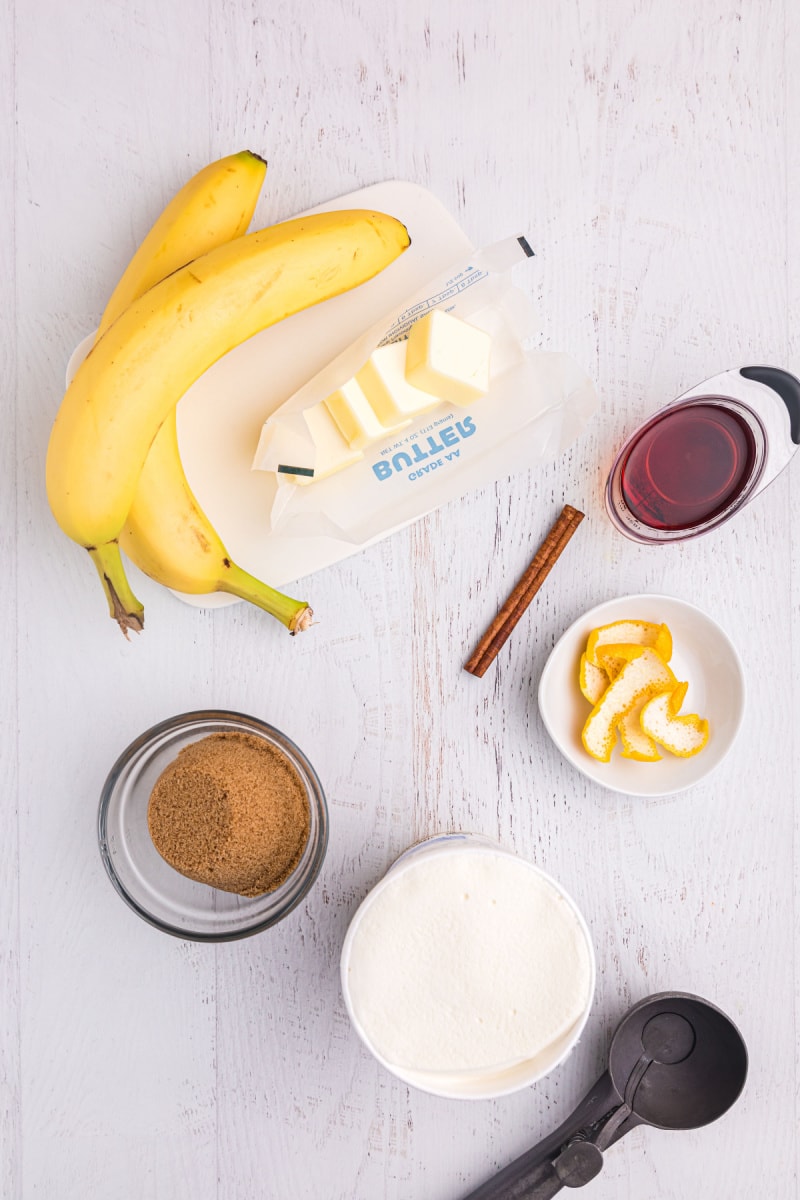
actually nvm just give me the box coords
[68,181,474,607]
[180,181,474,601]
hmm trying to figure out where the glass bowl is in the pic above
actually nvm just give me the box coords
[98,710,328,941]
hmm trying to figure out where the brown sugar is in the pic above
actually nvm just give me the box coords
[147,731,310,897]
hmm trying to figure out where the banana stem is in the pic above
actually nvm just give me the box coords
[217,561,313,634]
[88,542,145,637]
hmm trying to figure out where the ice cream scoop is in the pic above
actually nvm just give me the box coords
[462,991,747,1198]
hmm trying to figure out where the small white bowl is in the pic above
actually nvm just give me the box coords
[340,834,596,1099]
[537,594,745,797]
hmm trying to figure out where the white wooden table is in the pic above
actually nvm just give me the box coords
[3,1,799,1196]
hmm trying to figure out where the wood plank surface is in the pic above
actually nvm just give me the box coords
[0,0,21,1194]
[1,0,798,1197]
[12,2,218,1197]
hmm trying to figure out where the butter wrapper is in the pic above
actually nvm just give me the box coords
[252,237,597,545]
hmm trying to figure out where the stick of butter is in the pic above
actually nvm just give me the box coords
[254,312,493,488]
[258,402,363,485]
[405,309,491,406]
[356,342,440,425]
[291,403,363,484]
[324,378,411,450]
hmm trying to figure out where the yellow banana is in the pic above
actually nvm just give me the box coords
[46,208,411,634]
[119,417,312,632]
[98,150,267,336]
[101,150,310,632]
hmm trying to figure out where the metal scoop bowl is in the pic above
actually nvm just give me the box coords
[463,991,748,1198]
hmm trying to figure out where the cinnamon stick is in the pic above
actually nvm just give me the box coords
[464,504,585,677]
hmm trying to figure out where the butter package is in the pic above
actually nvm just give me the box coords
[252,237,597,544]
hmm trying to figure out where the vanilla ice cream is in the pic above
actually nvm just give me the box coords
[341,836,595,1096]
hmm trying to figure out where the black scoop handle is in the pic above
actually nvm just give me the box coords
[461,1072,622,1199]
[739,366,800,444]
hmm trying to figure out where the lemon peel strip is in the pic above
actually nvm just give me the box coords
[587,620,672,668]
[579,653,609,705]
[618,701,663,762]
[582,647,676,763]
[639,683,710,758]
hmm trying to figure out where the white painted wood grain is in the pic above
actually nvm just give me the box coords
[2,0,798,1197]
[0,0,20,1195]
[786,2,800,1194]
[12,1,219,1197]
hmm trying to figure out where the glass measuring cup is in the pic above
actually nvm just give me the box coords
[605,366,800,543]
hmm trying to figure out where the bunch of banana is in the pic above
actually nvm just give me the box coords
[46,152,411,636]
[97,150,314,636]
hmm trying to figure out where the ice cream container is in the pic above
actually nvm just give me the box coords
[340,834,596,1100]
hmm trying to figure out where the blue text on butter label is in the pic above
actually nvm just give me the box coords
[372,417,477,482]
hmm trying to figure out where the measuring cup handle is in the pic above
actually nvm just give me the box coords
[740,366,800,444]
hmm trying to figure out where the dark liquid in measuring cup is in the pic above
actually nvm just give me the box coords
[619,403,757,530]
